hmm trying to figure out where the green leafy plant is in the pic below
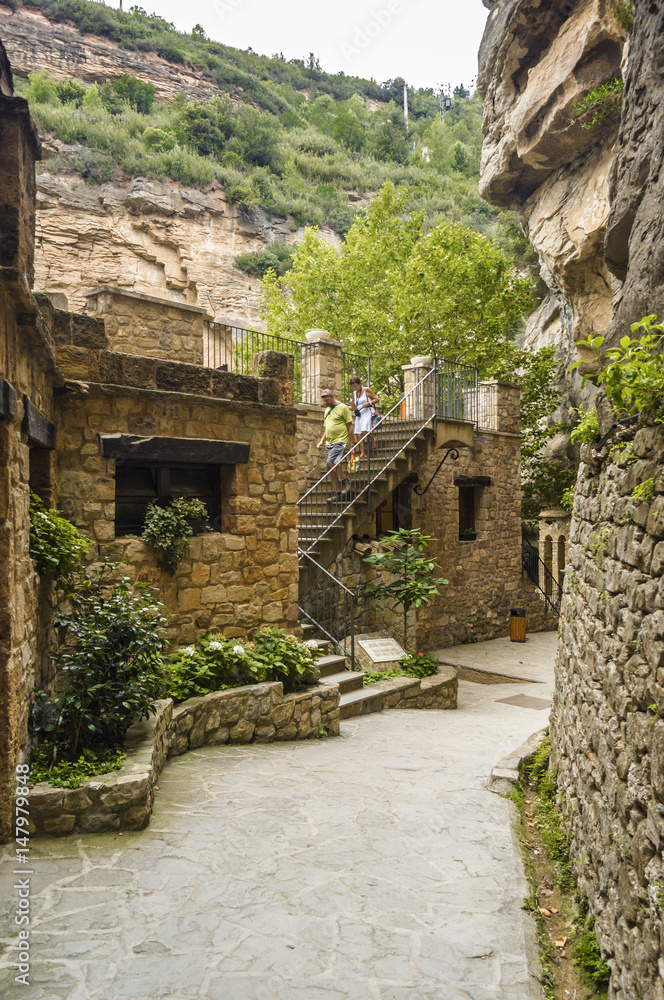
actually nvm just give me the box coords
[29,493,89,582]
[571,406,600,444]
[574,316,664,422]
[363,668,403,686]
[29,745,125,788]
[164,632,261,701]
[560,486,575,511]
[31,558,167,759]
[574,916,611,991]
[164,628,322,701]
[141,497,209,574]
[235,241,296,277]
[573,78,624,130]
[612,0,634,30]
[362,528,448,649]
[400,651,439,677]
[632,478,655,503]
[250,627,322,691]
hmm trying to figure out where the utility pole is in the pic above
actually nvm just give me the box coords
[403,82,409,129]
[440,84,452,121]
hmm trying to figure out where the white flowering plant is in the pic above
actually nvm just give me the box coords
[163,628,323,702]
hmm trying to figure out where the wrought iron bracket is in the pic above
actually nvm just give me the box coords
[413,447,459,495]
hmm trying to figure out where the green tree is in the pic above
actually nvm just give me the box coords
[177,97,235,158]
[362,529,448,650]
[230,105,280,167]
[330,111,365,152]
[368,105,409,164]
[109,73,156,113]
[261,183,534,392]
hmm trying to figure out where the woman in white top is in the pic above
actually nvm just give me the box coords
[349,376,379,460]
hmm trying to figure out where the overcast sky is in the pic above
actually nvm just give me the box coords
[141,0,488,92]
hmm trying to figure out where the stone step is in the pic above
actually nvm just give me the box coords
[317,653,348,678]
[339,686,384,719]
[320,670,365,694]
[300,622,316,637]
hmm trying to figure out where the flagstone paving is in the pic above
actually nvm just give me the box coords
[0,631,556,999]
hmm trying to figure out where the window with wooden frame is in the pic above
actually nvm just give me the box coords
[115,462,221,536]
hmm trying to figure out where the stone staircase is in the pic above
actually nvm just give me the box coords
[301,622,362,715]
[299,415,475,563]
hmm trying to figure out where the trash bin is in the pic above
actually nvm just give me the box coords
[510,608,526,643]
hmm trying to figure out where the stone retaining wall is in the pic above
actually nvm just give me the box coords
[551,424,664,1000]
[27,680,341,837]
[340,668,457,718]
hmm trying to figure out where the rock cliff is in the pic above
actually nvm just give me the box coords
[479,0,629,411]
[0,4,336,325]
[33,165,323,324]
[483,0,664,996]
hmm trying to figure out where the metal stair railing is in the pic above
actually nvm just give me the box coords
[298,365,440,555]
[298,549,355,670]
[522,535,562,614]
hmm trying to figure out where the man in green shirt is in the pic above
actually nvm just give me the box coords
[317,389,355,497]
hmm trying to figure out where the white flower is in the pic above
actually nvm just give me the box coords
[208,640,223,651]
[303,639,319,648]
[181,646,195,656]
[233,644,245,655]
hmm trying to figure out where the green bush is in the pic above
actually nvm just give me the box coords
[141,497,209,574]
[574,917,611,990]
[164,632,261,701]
[30,745,125,788]
[55,78,86,105]
[250,627,322,691]
[400,651,439,677]
[32,559,166,757]
[573,78,624,130]
[164,628,322,701]
[29,493,89,582]
[234,242,295,277]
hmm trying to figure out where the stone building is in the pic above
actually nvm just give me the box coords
[0,38,300,841]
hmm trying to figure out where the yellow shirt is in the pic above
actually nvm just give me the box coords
[324,403,353,444]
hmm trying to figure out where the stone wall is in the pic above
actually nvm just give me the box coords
[551,424,664,1000]
[54,375,299,644]
[27,680,340,837]
[0,49,62,842]
[84,287,210,366]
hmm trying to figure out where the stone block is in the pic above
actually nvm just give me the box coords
[229,719,255,743]
[42,814,76,835]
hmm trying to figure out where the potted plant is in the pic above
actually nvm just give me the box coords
[459,529,477,541]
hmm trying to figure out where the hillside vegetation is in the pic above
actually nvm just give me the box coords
[9,0,533,257]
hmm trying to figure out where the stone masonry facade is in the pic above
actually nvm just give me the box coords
[551,424,664,1000]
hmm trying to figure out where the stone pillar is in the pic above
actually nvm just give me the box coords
[401,356,434,420]
[478,381,521,434]
[301,330,343,404]
[252,350,295,407]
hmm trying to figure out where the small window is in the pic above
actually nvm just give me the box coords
[458,485,476,540]
[115,462,221,536]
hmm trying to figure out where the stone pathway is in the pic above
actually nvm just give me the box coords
[0,632,557,1000]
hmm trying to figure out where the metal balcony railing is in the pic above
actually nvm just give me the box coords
[298,550,356,669]
[204,321,316,403]
[522,535,562,615]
